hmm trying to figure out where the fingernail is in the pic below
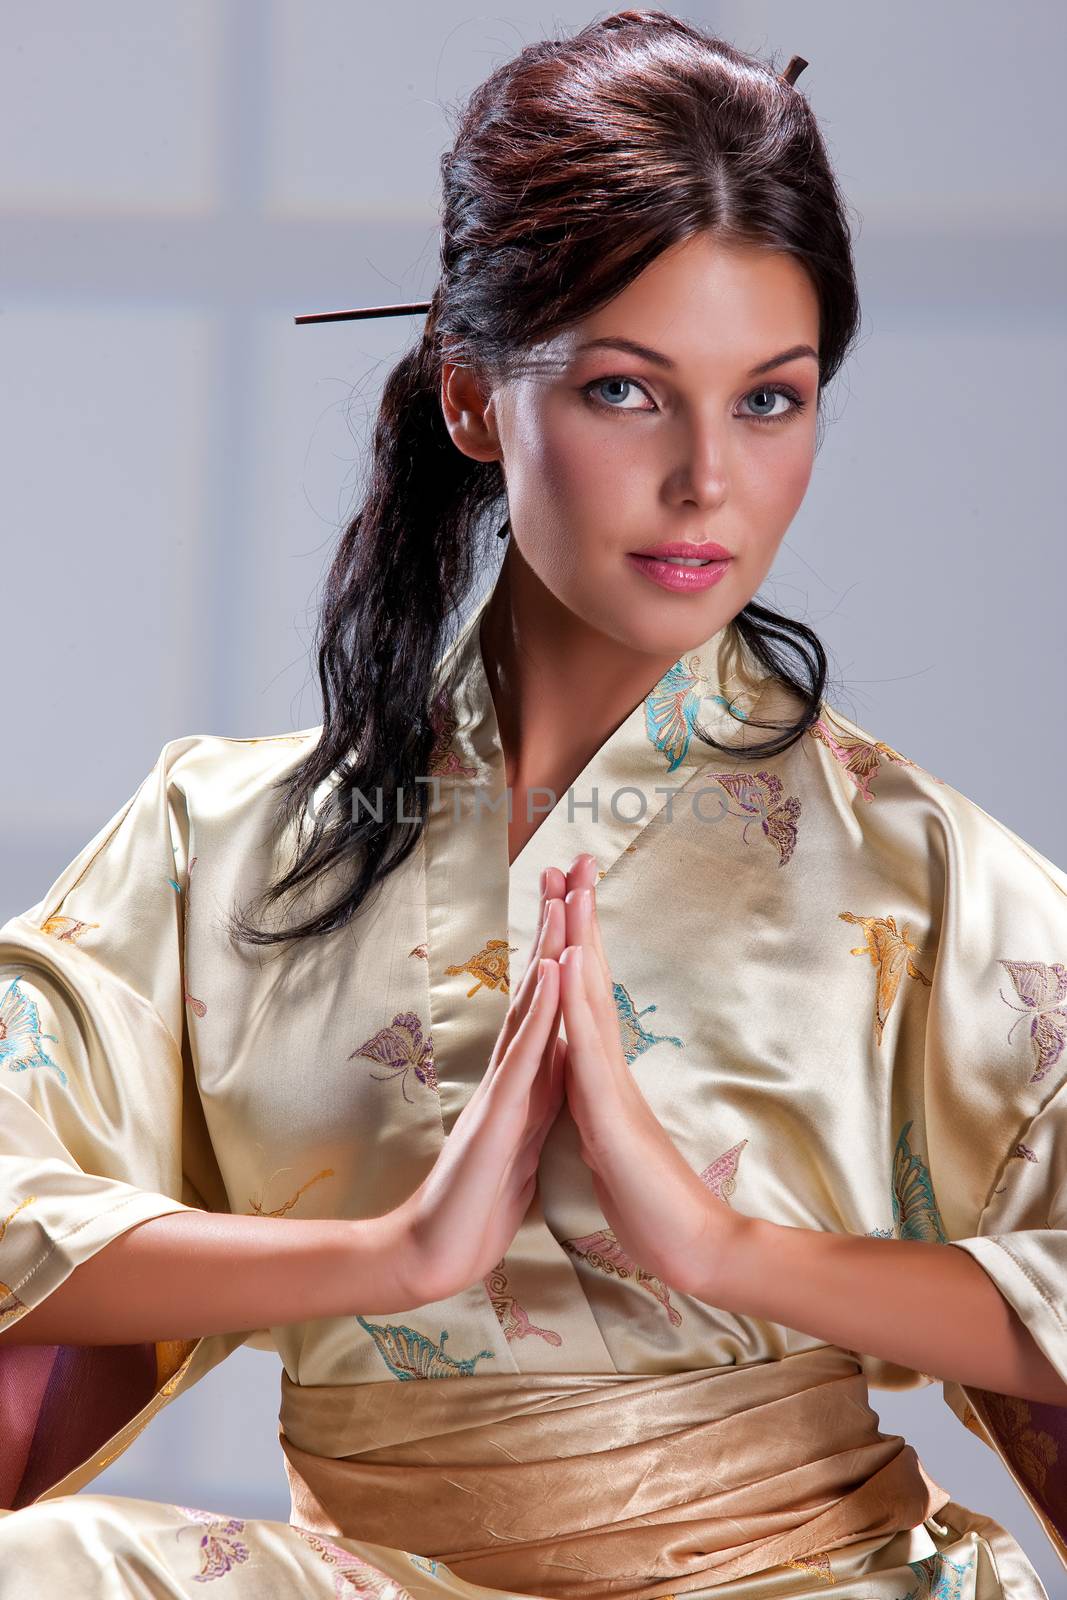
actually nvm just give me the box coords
[573,947,584,969]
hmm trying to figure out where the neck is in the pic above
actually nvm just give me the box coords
[478,546,686,796]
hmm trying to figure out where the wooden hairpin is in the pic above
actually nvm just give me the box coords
[294,53,809,326]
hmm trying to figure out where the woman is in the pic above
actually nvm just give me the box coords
[1,11,1064,1597]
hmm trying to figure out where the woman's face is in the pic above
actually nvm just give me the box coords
[451,230,821,658]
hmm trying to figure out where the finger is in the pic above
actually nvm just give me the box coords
[485,969,564,1184]
[584,878,613,988]
[493,958,561,1106]
[510,896,566,1023]
[444,1040,553,1236]
[470,909,560,1121]
[577,884,613,997]
[516,873,552,992]
[558,947,605,1095]
[564,888,617,1048]
[565,853,599,891]
[512,1029,567,1167]
[463,959,561,1186]
[515,871,570,1002]
[544,864,569,899]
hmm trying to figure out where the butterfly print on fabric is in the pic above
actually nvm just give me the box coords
[997,960,1067,1086]
[155,1336,199,1394]
[483,1259,563,1345]
[349,1011,438,1104]
[247,1166,335,1217]
[175,1507,250,1583]
[839,912,931,1046]
[0,977,65,1086]
[356,1315,495,1379]
[427,688,479,779]
[40,914,99,943]
[613,981,684,1064]
[710,772,801,866]
[156,1350,199,1400]
[293,1528,418,1600]
[562,1228,684,1326]
[644,656,749,773]
[0,1196,36,1329]
[992,1138,1042,1197]
[897,1550,974,1600]
[807,717,926,801]
[699,1139,748,1204]
[890,1120,947,1245]
[444,937,517,997]
[0,1277,26,1329]
[782,1553,834,1585]
[562,1138,749,1326]
[596,842,637,887]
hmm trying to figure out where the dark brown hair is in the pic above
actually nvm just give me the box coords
[230,8,860,948]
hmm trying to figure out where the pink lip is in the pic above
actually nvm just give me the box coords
[630,540,733,560]
[626,552,732,593]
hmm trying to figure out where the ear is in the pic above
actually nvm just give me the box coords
[440,360,502,464]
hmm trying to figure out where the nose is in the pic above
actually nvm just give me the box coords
[673,415,728,511]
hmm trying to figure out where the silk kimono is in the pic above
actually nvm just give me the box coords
[1,576,1065,1600]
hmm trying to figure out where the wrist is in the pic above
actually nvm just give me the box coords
[346,1209,420,1316]
[690,1203,761,1309]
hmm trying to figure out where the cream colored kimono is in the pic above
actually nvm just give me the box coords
[1,578,1065,1600]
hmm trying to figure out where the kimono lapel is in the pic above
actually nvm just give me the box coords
[420,580,770,1371]
[420,589,511,1140]
[504,618,770,976]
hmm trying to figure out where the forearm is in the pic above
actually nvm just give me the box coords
[708,1212,1067,1405]
[1,1207,411,1345]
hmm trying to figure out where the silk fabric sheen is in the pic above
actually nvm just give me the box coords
[0,575,1065,1597]
[279,1346,951,1598]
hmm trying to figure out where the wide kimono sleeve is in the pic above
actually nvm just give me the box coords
[918,780,1067,1567]
[0,736,251,1510]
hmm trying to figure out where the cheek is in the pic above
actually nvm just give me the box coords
[549,410,625,494]
[509,399,623,541]
[739,427,815,530]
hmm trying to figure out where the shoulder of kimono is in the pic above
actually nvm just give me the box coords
[153,726,324,811]
[159,726,323,775]
[813,698,1067,896]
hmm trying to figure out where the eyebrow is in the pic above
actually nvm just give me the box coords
[573,336,819,378]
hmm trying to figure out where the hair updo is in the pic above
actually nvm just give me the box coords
[230,8,860,947]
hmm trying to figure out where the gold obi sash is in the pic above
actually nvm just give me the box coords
[279,1345,952,1600]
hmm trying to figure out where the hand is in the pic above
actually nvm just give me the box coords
[390,870,568,1308]
[556,854,739,1299]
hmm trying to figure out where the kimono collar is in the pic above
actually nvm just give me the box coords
[426,578,775,979]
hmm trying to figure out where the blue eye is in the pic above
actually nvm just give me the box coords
[582,375,808,426]
[583,376,655,411]
[741,385,807,425]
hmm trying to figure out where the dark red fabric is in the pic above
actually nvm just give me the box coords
[0,1342,158,1508]
[968,1386,1067,1550]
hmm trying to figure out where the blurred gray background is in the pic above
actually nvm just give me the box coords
[2,0,1065,1593]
